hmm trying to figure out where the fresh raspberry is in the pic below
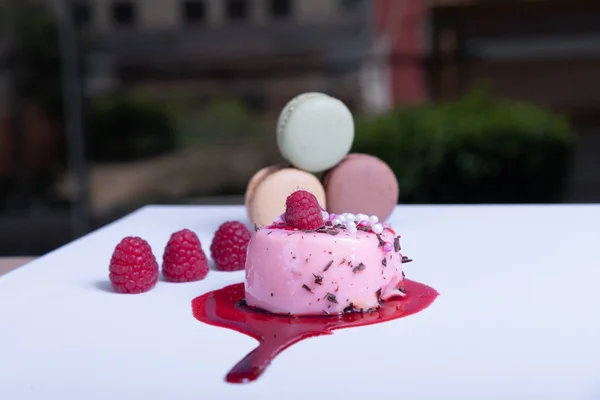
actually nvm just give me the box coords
[284,190,325,230]
[210,221,251,271]
[109,236,159,294]
[162,229,209,282]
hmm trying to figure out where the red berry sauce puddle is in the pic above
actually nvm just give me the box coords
[192,279,438,384]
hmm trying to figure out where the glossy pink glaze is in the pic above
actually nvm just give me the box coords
[244,227,404,315]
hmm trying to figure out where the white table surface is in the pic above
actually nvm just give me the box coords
[1,204,599,400]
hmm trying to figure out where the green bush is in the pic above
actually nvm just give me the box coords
[169,98,263,147]
[87,93,176,162]
[353,90,575,203]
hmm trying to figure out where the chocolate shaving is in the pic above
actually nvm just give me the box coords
[313,274,323,285]
[267,231,272,235]
[402,256,413,264]
[394,236,401,252]
[343,303,355,313]
[375,288,382,302]
[326,293,338,304]
[398,286,406,293]
[402,271,406,279]
[352,262,366,273]
[339,258,346,265]
[302,229,314,233]
[254,225,260,232]
[326,229,339,236]
[376,234,385,247]
[302,284,313,293]
[323,260,333,272]
[357,225,370,232]
[381,258,387,267]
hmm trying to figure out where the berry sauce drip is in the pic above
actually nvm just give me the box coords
[191,279,438,384]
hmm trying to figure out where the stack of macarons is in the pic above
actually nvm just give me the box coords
[245,92,399,227]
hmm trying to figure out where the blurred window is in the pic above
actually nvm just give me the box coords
[226,0,249,21]
[112,2,136,26]
[73,2,92,28]
[182,0,206,25]
[340,0,362,11]
[270,0,292,18]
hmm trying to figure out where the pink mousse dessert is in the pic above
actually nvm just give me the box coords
[244,191,407,316]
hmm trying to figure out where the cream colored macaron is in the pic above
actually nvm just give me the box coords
[277,92,354,173]
[245,166,326,227]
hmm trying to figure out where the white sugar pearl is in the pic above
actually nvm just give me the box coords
[369,215,379,225]
[343,213,355,222]
[321,211,329,221]
[346,220,357,233]
[332,217,343,225]
[372,223,383,234]
[356,213,367,221]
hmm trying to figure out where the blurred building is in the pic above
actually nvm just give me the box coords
[428,0,600,110]
[55,0,381,114]
[372,0,427,108]
[427,0,600,201]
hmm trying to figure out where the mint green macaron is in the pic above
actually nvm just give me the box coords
[276,92,354,173]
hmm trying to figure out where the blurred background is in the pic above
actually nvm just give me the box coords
[0,0,598,256]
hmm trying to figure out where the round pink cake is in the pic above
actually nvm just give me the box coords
[244,214,406,316]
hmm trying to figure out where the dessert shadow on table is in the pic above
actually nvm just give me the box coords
[93,279,114,293]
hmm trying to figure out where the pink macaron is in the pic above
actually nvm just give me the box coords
[322,153,399,222]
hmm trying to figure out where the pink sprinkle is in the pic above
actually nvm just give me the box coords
[358,220,368,227]
[383,242,393,252]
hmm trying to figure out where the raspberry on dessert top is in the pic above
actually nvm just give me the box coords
[283,190,325,230]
